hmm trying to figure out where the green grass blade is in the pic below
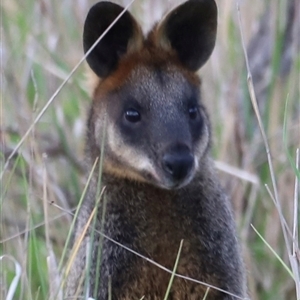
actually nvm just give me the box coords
[251,224,294,278]
[163,239,184,300]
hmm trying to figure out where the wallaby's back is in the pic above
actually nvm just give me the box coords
[65,1,247,299]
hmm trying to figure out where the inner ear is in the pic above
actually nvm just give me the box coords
[156,0,217,71]
[83,2,143,78]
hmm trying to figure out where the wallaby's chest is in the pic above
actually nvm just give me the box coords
[101,183,198,252]
[91,183,218,299]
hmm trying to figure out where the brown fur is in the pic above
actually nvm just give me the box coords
[94,47,199,99]
[65,1,247,299]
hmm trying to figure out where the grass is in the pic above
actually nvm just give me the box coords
[1,0,299,299]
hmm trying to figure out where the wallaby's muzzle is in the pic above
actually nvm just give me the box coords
[162,144,194,188]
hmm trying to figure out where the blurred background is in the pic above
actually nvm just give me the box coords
[1,0,299,299]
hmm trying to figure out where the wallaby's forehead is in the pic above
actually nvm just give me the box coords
[132,64,188,89]
[121,64,199,105]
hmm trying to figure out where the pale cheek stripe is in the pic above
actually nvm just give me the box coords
[106,124,160,180]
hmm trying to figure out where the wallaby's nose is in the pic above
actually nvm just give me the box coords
[162,149,194,182]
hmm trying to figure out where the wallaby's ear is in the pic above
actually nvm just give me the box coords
[83,2,143,78]
[155,0,217,71]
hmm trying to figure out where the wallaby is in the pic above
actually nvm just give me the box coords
[65,0,247,299]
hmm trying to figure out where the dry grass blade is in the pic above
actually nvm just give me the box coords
[47,251,62,300]
[293,148,299,257]
[202,287,211,300]
[58,157,100,272]
[236,0,296,289]
[108,276,112,300]
[0,255,22,300]
[42,155,63,300]
[264,183,293,238]
[215,160,259,184]
[291,148,300,299]
[0,211,70,244]
[236,3,280,217]
[63,186,106,280]
[63,205,96,284]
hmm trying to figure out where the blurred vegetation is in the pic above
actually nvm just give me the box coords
[1,0,299,299]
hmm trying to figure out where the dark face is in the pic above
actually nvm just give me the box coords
[95,63,210,189]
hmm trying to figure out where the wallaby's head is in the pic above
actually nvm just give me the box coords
[84,0,217,189]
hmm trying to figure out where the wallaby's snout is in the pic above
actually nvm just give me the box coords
[162,144,194,187]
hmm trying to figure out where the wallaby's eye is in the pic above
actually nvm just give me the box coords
[188,106,198,120]
[125,108,141,123]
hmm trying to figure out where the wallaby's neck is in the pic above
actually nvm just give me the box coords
[90,158,216,216]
